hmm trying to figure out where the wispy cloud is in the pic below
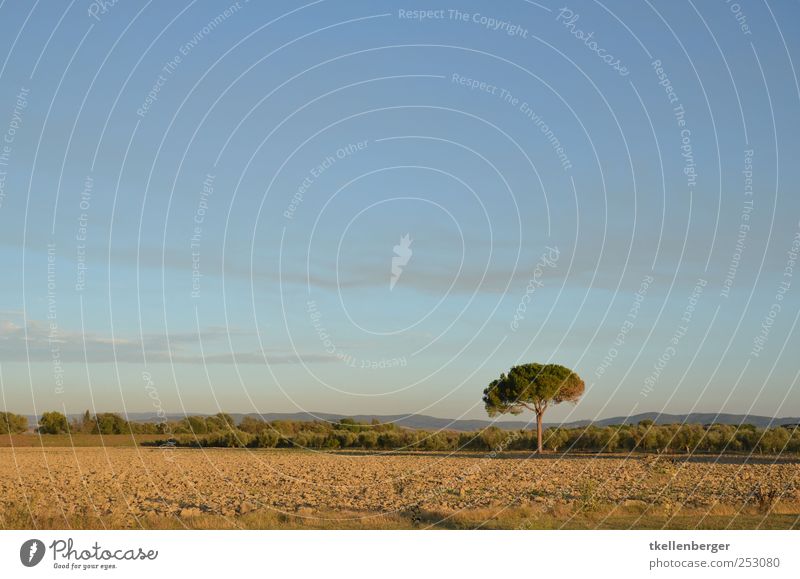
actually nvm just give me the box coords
[0,318,334,365]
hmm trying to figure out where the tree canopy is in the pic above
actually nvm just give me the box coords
[37,411,69,434]
[0,412,28,434]
[483,363,585,452]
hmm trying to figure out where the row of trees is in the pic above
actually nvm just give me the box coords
[12,410,273,435]
[149,418,800,454]
[37,410,156,435]
[6,410,800,454]
[0,410,173,435]
[541,421,799,454]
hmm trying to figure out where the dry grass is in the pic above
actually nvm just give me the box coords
[0,433,163,447]
[4,504,798,530]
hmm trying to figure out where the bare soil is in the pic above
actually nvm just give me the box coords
[1,448,798,529]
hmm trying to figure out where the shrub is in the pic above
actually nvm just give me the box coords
[250,430,280,448]
[357,431,378,449]
[240,416,270,434]
[185,416,208,434]
[94,413,130,435]
[0,412,27,434]
[205,430,252,448]
[38,411,69,434]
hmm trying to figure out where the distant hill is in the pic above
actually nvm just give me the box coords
[28,411,800,431]
[585,412,800,429]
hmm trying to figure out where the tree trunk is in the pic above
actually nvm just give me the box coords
[536,411,544,453]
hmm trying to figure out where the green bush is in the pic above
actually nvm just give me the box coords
[204,430,252,448]
[0,412,27,434]
[23,410,800,456]
[250,430,280,448]
[37,411,69,434]
[94,413,130,434]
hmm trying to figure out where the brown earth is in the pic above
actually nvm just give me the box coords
[1,448,798,529]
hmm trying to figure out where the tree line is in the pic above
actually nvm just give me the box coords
[0,410,171,435]
[162,418,800,454]
[3,411,798,454]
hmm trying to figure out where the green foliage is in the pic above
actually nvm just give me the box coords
[541,423,800,454]
[209,413,235,429]
[357,431,378,449]
[93,413,131,435]
[185,415,209,435]
[239,416,269,434]
[37,411,69,434]
[758,427,790,453]
[250,430,280,448]
[338,418,370,432]
[543,427,569,451]
[23,409,800,456]
[129,421,161,434]
[576,479,600,512]
[204,429,252,448]
[483,363,585,417]
[140,420,800,453]
[483,363,585,453]
[0,411,28,434]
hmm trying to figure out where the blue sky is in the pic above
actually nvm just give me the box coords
[0,0,799,422]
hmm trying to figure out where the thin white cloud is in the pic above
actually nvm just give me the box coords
[0,318,334,365]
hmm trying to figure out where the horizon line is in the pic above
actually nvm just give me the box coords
[8,409,800,423]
